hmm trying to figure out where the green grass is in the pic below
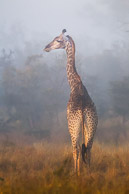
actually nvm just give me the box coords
[0,140,129,194]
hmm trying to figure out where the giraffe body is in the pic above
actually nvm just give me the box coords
[44,30,98,175]
[67,82,98,172]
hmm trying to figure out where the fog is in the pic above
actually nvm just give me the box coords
[1,0,129,51]
[0,0,129,144]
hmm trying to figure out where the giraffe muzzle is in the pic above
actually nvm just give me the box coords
[44,44,51,52]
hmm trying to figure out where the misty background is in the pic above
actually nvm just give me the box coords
[0,0,129,144]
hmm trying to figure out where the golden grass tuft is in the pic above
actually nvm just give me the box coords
[0,140,129,193]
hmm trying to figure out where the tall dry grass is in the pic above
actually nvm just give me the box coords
[0,139,129,194]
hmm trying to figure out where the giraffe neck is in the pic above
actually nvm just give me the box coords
[66,38,81,91]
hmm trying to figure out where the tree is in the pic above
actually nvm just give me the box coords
[110,76,129,135]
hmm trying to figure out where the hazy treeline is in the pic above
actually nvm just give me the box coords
[0,42,129,144]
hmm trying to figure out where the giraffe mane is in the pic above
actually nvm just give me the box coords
[66,35,75,53]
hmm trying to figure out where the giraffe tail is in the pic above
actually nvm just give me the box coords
[82,143,87,163]
[81,114,87,163]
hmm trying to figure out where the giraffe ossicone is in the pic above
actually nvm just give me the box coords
[62,29,66,34]
[44,30,98,175]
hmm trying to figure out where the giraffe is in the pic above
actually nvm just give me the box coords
[44,29,98,175]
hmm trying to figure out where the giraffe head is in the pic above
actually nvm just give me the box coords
[44,29,68,52]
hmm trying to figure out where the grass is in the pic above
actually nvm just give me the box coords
[0,138,129,194]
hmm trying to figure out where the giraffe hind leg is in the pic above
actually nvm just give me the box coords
[77,145,81,176]
[83,121,92,167]
[67,108,82,175]
[73,147,77,173]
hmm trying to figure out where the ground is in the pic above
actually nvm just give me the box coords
[0,136,129,194]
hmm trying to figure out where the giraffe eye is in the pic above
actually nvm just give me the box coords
[56,40,62,43]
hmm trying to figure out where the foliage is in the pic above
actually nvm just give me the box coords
[0,48,129,143]
[110,77,129,118]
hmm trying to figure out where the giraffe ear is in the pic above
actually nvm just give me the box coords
[62,29,66,34]
[62,29,68,41]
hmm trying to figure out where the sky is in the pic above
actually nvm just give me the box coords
[0,0,129,55]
